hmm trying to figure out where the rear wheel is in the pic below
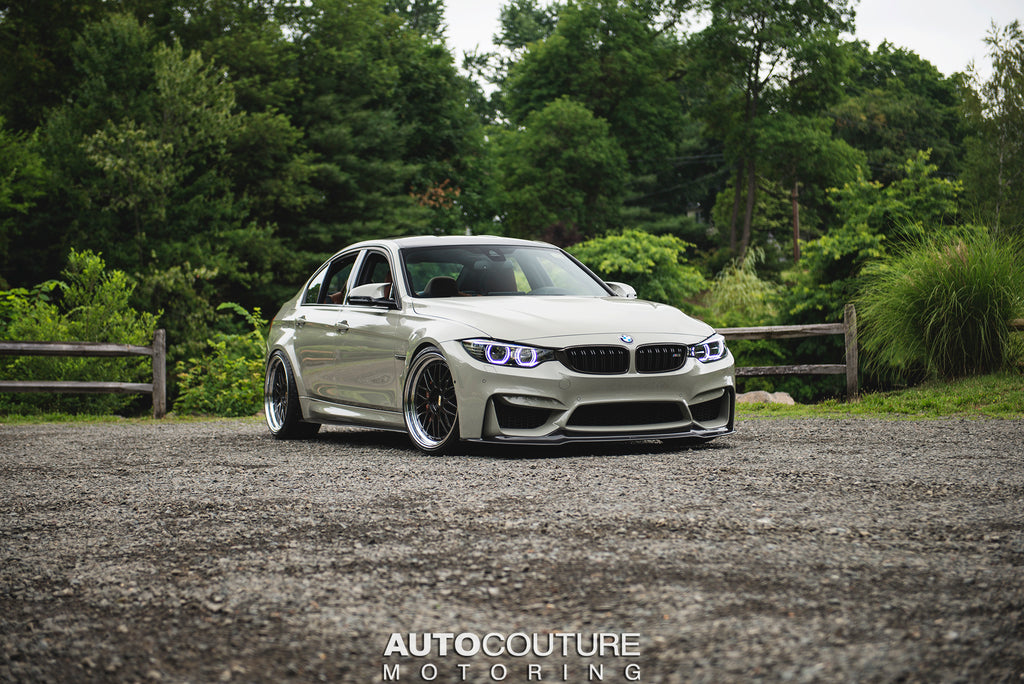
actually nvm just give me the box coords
[403,347,460,454]
[264,351,320,439]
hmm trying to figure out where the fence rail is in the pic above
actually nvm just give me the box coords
[720,304,859,398]
[0,330,167,418]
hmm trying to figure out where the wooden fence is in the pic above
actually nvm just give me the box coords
[0,330,167,418]
[720,304,860,398]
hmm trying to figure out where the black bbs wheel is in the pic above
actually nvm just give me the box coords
[403,347,459,453]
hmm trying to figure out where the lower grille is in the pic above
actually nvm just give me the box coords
[495,402,552,430]
[690,395,725,423]
[568,402,684,427]
[636,344,688,373]
[558,346,629,374]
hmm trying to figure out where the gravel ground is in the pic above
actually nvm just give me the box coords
[1,417,1022,683]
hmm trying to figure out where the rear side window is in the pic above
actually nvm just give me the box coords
[304,253,357,305]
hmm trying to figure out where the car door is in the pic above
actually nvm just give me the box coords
[329,249,403,411]
[293,252,358,402]
[294,249,402,410]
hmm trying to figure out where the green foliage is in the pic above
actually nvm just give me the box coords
[288,0,483,249]
[683,0,856,258]
[830,41,965,185]
[504,1,688,177]
[783,151,962,323]
[173,303,267,417]
[494,98,628,243]
[493,0,714,234]
[856,228,1024,381]
[0,0,1019,411]
[0,119,47,283]
[961,21,1024,236]
[569,229,707,305]
[705,248,779,327]
[0,249,158,415]
[0,0,111,131]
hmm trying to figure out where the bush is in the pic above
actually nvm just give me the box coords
[173,303,266,417]
[856,227,1024,380]
[704,248,778,327]
[0,249,159,415]
[569,229,707,305]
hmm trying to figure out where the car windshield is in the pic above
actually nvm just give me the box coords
[401,245,611,298]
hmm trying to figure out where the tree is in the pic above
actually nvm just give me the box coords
[15,14,312,363]
[0,118,47,285]
[830,41,965,186]
[287,0,484,249]
[783,150,962,323]
[149,0,303,115]
[683,0,855,259]
[496,0,717,237]
[961,21,1024,235]
[757,113,865,263]
[493,97,628,244]
[0,0,111,131]
[504,1,688,179]
[385,0,445,37]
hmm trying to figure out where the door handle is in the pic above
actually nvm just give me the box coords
[336,320,350,333]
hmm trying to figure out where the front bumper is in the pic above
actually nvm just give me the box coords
[441,339,736,445]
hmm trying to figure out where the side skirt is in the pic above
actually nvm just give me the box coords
[302,397,406,431]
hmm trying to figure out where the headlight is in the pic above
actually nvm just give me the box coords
[461,339,555,368]
[690,333,727,363]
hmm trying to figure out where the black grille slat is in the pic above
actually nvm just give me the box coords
[636,344,688,373]
[569,402,684,427]
[495,402,551,430]
[559,346,629,374]
[690,396,724,423]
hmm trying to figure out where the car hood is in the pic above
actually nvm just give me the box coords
[409,296,715,345]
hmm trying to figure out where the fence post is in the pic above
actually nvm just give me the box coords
[152,329,167,419]
[844,304,858,399]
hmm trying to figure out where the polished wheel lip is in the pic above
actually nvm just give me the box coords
[264,354,289,433]
[404,350,458,451]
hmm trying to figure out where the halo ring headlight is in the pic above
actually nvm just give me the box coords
[689,333,727,363]
[485,344,511,365]
[462,339,553,369]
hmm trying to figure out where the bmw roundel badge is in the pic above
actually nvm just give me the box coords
[620,335,634,344]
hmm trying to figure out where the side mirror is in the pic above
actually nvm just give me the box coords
[347,282,397,308]
[606,281,637,299]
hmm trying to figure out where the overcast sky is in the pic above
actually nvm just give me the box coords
[443,0,1023,81]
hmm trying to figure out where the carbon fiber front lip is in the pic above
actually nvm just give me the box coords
[466,424,734,446]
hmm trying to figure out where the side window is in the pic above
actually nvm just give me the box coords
[303,267,328,305]
[353,251,396,300]
[354,251,394,287]
[308,253,357,305]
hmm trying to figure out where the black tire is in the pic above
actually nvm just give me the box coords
[403,347,460,454]
[264,351,320,439]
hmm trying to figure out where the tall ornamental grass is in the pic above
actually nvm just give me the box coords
[856,228,1024,381]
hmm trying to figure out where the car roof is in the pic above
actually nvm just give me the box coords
[342,235,558,253]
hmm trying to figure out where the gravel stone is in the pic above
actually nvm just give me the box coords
[1,418,1022,682]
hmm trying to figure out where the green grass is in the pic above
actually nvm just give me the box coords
[738,371,1024,420]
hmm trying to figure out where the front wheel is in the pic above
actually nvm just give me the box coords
[403,347,460,454]
[264,351,320,439]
